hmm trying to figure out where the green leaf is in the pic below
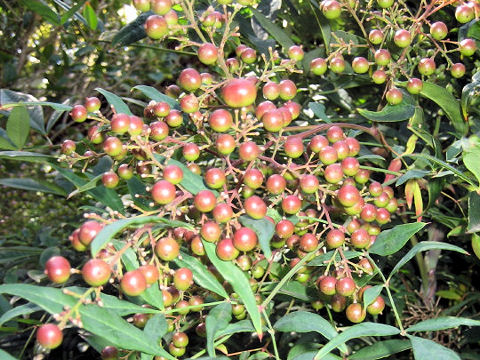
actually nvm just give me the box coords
[139,283,164,310]
[91,215,192,256]
[132,85,179,109]
[363,285,383,309]
[468,192,480,233]
[112,240,139,271]
[0,349,17,360]
[238,216,274,258]
[0,89,46,134]
[6,106,30,149]
[388,241,468,278]
[203,241,262,337]
[68,174,103,195]
[0,129,16,150]
[0,303,41,326]
[0,246,43,265]
[292,352,341,360]
[461,71,480,119]
[83,2,98,30]
[358,103,415,122]
[0,151,52,162]
[250,8,294,50]
[215,319,255,338]
[274,311,346,353]
[464,147,480,187]
[46,99,71,132]
[314,323,400,359]
[349,340,411,360]
[369,222,427,256]
[408,335,460,360]
[95,88,132,115]
[20,0,60,25]
[406,317,480,333]
[0,178,67,196]
[127,176,152,210]
[309,102,330,123]
[206,302,232,357]
[174,252,228,298]
[419,82,468,136]
[112,12,152,46]
[0,284,172,358]
[436,290,462,301]
[144,314,168,344]
[395,170,430,186]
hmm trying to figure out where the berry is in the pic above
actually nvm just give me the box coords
[152,180,176,205]
[37,324,63,349]
[239,141,260,161]
[456,4,474,23]
[82,259,111,287]
[163,164,183,185]
[326,229,345,248]
[103,137,123,157]
[318,275,337,295]
[336,277,355,296]
[394,29,411,48]
[70,104,87,122]
[386,88,403,105]
[451,63,466,78]
[418,58,436,76]
[61,139,76,155]
[222,79,257,108]
[352,57,369,74]
[288,45,304,61]
[111,113,130,134]
[201,221,222,242]
[194,190,217,212]
[79,220,103,246]
[145,15,168,39]
[183,143,200,161]
[216,238,239,260]
[45,256,71,284]
[244,195,267,219]
[430,21,448,40]
[372,70,387,84]
[262,82,280,100]
[321,0,341,19]
[151,0,172,15]
[459,38,477,57]
[204,168,226,189]
[337,185,361,207]
[377,0,393,9]
[369,29,384,45]
[138,264,159,285]
[155,237,180,261]
[407,78,423,94]
[233,227,258,252]
[310,58,328,75]
[282,195,302,215]
[174,268,193,291]
[346,303,366,323]
[150,121,169,141]
[329,57,345,73]
[209,109,233,132]
[121,270,147,296]
[178,68,202,92]
[374,49,391,66]
[279,79,297,100]
[102,171,119,189]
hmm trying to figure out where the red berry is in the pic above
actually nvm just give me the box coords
[111,113,131,134]
[418,58,436,76]
[216,238,239,261]
[221,79,257,108]
[145,15,168,39]
[212,203,233,223]
[194,190,217,212]
[209,109,233,132]
[284,137,304,158]
[299,233,318,252]
[369,29,384,44]
[374,49,391,66]
[61,139,76,155]
[430,21,448,40]
[326,229,345,248]
[82,259,111,287]
[407,78,423,94]
[178,68,202,92]
[102,171,119,189]
[85,97,101,112]
[174,268,193,291]
[198,43,218,65]
[335,277,356,296]
[350,228,370,248]
[352,57,369,74]
[262,81,280,100]
[321,0,341,19]
[103,136,123,157]
[310,57,328,75]
[70,104,87,122]
[151,0,172,15]
[183,143,200,161]
[45,256,71,284]
[201,221,222,243]
[152,180,176,205]
[282,195,302,215]
[216,134,236,155]
[394,29,411,48]
[150,121,169,141]
[233,227,258,252]
[204,168,226,189]
[346,303,366,323]
[37,324,63,349]
[386,88,403,105]
[79,221,103,246]
[288,45,304,61]
[155,237,180,261]
[244,195,267,219]
[138,264,159,285]
[121,270,147,296]
[239,141,260,161]
[318,275,337,295]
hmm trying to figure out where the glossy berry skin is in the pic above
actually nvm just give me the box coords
[111,113,130,134]
[163,165,183,185]
[241,48,257,64]
[282,195,302,215]
[82,259,111,287]
[341,157,360,176]
[386,88,403,105]
[243,169,264,189]
[201,221,221,243]
[459,38,477,57]
[101,346,119,360]
[209,109,233,132]
[299,233,318,252]
[169,343,186,357]
[194,190,217,212]
[85,96,101,112]
[70,104,87,122]
[337,185,361,207]
[103,137,123,157]
[451,63,466,78]
[61,140,76,155]
[418,58,436,76]
[372,70,387,84]
[151,180,176,205]
[310,58,328,75]
[244,195,267,219]
[37,324,63,349]
[45,256,71,284]
[178,68,202,92]
[407,78,423,94]
[174,268,193,291]
[377,0,393,8]
[262,109,285,132]
[369,29,384,45]
[321,0,341,19]
[150,121,169,141]
[198,43,218,65]
[266,174,286,195]
[102,171,119,189]
[279,80,297,100]
[319,146,338,165]
[138,264,159,285]
[300,174,319,194]
[288,45,304,61]
[213,203,233,223]
[233,227,258,252]
[329,57,345,73]
[155,237,180,261]
[335,277,356,296]
[326,229,345,248]
[79,220,103,246]
[183,143,200,161]
[350,228,370,248]
[394,29,411,48]
[276,220,295,239]
[331,294,347,312]
[153,102,170,117]
[430,21,448,40]
[204,168,226,189]
[239,141,260,161]
[145,15,168,39]
[121,270,147,296]
[262,82,280,100]
[352,57,369,74]
[367,295,385,315]
[309,135,329,152]
[318,275,337,295]
[151,0,172,15]
[216,134,236,155]
[284,137,304,158]
[222,79,257,108]
[455,4,474,23]
[216,238,239,261]
[346,303,366,323]
[172,331,189,348]
[374,49,391,66]
[180,94,199,113]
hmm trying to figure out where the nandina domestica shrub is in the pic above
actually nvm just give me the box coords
[1,0,480,359]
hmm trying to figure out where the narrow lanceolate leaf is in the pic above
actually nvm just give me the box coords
[144,314,168,344]
[0,178,67,196]
[132,85,179,109]
[203,241,262,337]
[349,340,411,360]
[91,216,193,256]
[0,349,17,360]
[112,12,152,46]
[0,151,52,162]
[419,82,467,137]
[388,241,468,279]
[369,222,426,256]
[406,317,480,333]
[362,285,383,309]
[6,106,30,149]
[83,2,98,30]
[0,284,172,358]
[239,216,274,258]
[274,311,346,353]
[174,252,228,298]
[205,302,232,357]
[0,303,41,326]
[95,88,132,115]
[20,0,60,25]
[408,335,461,360]
[215,320,255,338]
[314,323,400,359]
[358,103,415,122]
[463,147,480,187]
[250,8,294,50]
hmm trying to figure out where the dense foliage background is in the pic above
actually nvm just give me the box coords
[1,0,480,359]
